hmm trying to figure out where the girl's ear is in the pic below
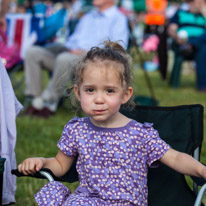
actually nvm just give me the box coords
[121,87,133,104]
[74,84,80,101]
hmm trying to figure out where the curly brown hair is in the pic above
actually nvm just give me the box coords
[68,40,134,111]
[75,40,132,86]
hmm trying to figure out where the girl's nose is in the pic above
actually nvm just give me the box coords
[94,92,104,104]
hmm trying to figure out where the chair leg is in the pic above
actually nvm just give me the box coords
[169,54,183,88]
[194,183,206,206]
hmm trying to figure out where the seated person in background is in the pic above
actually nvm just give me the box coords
[187,1,206,92]
[25,0,129,117]
[167,0,206,91]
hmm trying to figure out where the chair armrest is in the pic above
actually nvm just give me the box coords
[191,176,206,186]
[194,182,206,206]
[11,168,63,182]
[11,157,79,183]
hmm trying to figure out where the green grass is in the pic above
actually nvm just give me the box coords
[13,64,206,205]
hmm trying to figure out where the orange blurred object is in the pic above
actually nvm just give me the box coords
[145,14,165,25]
[145,0,168,25]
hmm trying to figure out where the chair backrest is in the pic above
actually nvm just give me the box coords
[62,104,204,206]
[121,104,204,206]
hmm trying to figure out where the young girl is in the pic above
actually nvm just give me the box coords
[18,40,206,206]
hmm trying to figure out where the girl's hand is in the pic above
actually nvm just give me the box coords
[201,166,206,180]
[18,157,45,175]
[17,151,76,177]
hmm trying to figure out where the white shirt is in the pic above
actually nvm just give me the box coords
[65,5,129,50]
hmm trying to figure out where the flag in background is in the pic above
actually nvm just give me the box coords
[6,13,42,59]
[6,8,67,59]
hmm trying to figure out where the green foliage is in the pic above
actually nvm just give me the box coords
[13,66,206,205]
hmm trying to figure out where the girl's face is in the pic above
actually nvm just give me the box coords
[74,63,133,128]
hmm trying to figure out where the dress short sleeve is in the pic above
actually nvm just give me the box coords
[143,123,170,167]
[57,117,78,156]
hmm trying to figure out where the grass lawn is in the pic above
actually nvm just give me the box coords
[13,61,206,205]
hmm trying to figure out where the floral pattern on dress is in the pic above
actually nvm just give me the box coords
[35,181,71,205]
[35,117,170,206]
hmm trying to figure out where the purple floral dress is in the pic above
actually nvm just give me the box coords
[35,117,170,206]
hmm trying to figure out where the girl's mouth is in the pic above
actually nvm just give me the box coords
[93,110,106,114]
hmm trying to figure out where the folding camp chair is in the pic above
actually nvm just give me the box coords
[121,104,205,206]
[12,104,205,205]
[169,41,195,88]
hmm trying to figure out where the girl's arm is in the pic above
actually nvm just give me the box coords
[160,148,206,179]
[18,150,75,178]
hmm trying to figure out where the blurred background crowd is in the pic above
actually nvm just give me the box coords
[0,0,206,116]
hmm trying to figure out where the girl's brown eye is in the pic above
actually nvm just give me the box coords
[86,88,94,93]
[107,89,115,93]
